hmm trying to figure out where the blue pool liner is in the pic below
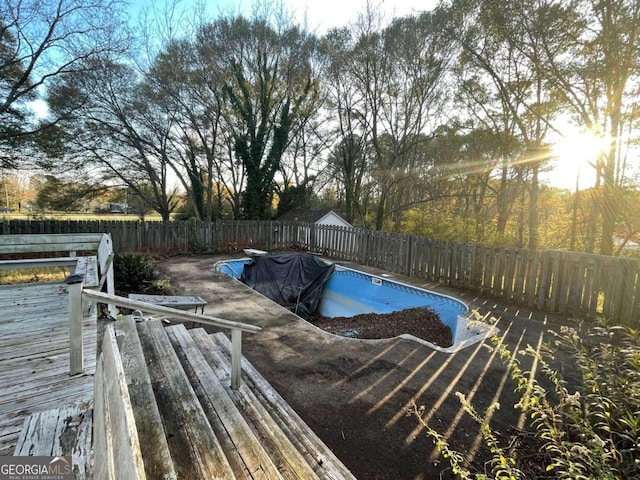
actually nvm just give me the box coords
[214,258,468,340]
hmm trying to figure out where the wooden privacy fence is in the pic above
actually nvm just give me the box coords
[0,219,195,253]
[1,219,639,321]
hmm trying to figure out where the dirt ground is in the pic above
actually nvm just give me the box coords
[155,254,570,480]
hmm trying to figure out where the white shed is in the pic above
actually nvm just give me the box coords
[277,209,353,249]
[278,209,352,228]
[613,236,640,253]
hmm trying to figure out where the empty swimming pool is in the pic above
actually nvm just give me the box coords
[214,255,494,352]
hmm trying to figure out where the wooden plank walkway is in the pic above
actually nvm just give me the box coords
[0,282,96,456]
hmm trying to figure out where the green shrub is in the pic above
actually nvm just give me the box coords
[412,316,640,479]
[113,253,175,296]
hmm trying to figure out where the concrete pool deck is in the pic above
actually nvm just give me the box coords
[156,254,572,480]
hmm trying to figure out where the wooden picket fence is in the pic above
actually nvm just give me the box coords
[1,218,638,322]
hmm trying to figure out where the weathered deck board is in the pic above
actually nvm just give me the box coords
[115,316,177,480]
[0,282,96,456]
[0,284,69,309]
[14,400,93,480]
[136,320,235,479]
[167,324,286,480]
[203,331,358,480]
[191,330,333,480]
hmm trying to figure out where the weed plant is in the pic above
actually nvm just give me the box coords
[113,253,177,296]
[412,315,640,479]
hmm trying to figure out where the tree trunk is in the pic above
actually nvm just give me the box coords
[375,192,386,231]
[528,163,539,250]
[495,163,510,236]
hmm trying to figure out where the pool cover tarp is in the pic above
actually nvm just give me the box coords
[240,253,335,318]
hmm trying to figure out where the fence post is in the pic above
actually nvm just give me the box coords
[66,274,85,376]
[231,328,242,390]
[406,235,413,277]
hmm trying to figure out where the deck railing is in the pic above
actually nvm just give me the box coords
[0,233,116,315]
[67,280,261,388]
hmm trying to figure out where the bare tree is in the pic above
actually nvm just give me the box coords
[0,0,129,167]
[322,5,453,229]
[319,27,370,224]
[46,58,180,221]
[205,13,320,219]
[141,37,226,221]
[370,10,453,230]
[448,0,561,249]
[537,0,640,255]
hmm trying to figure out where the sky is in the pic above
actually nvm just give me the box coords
[132,0,439,32]
[260,0,437,31]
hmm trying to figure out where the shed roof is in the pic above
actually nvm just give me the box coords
[277,208,349,225]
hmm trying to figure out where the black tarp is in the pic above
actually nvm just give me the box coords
[240,252,335,318]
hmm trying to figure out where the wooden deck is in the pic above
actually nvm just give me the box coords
[0,281,355,479]
[0,282,96,456]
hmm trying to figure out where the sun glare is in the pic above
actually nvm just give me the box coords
[550,127,609,190]
[28,99,50,119]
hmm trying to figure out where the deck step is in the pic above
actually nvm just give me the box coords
[21,315,356,479]
[191,329,330,480]
[205,331,357,480]
[136,320,235,479]
[190,329,320,480]
[115,317,177,480]
[14,401,93,480]
[166,324,286,480]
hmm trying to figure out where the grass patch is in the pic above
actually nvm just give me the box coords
[0,212,167,221]
[0,267,71,285]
